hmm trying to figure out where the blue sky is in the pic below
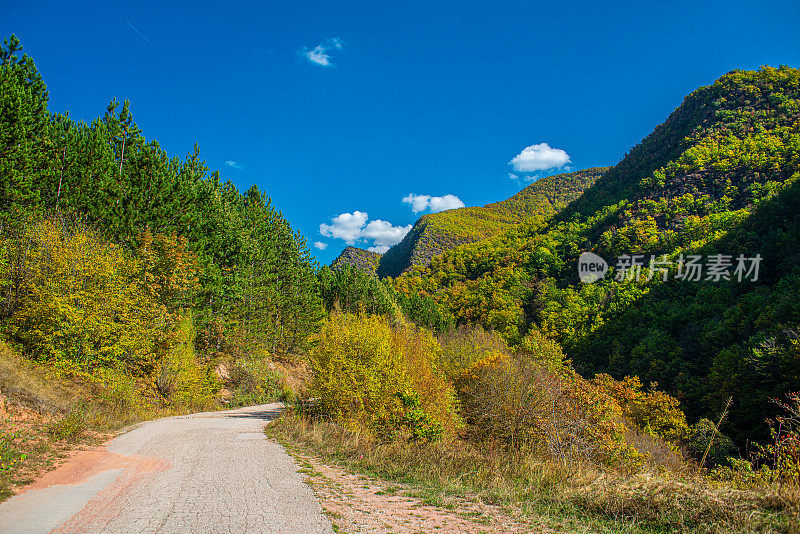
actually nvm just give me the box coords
[4,0,799,263]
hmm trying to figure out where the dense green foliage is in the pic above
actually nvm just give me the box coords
[376,168,604,277]
[0,36,322,397]
[395,65,800,445]
[318,264,452,331]
[318,265,398,317]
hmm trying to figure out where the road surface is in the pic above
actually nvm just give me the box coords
[0,403,332,534]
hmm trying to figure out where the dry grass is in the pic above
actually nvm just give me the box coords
[269,413,796,533]
[567,473,790,533]
[0,343,74,416]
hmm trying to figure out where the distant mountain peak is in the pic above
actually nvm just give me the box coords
[330,246,381,274]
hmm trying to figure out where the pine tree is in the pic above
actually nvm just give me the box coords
[0,35,50,216]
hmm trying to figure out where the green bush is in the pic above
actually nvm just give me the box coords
[228,357,286,407]
[45,409,86,442]
[686,418,737,467]
[0,428,26,474]
[393,391,443,442]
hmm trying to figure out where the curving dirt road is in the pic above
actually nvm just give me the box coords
[0,403,332,534]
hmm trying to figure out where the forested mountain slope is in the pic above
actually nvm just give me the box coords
[394,66,800,444]
[330,246,381,274]
[376,168,605,277]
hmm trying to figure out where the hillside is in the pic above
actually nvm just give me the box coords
[0,36,321,496]
[330,246,381,274]
[394,65,800,444]
[376,168,605,278]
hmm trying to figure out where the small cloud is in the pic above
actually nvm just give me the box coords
[319,211,411,251]
[301,37,345,67]
[313,241,328,250]
[225,160,242,169]
[509,143,570,172]
[305,45,331,66]
[402,194,465,214]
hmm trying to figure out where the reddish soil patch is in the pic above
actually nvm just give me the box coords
[38,446,169,533]
[25,447,168,492]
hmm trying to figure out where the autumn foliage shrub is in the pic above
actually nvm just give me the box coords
[438,325,692,468]
[0,217,217,407]
[152,316,218,409]
[310,311,458,439]
[1,218,164,374]
[591,374,689,443]
[456,348,638,466]
[436,325,509,381]
[742,392,800,511]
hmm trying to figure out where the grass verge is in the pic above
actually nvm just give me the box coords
[268,413,795,533]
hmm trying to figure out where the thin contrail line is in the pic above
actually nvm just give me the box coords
[125,21,169,60]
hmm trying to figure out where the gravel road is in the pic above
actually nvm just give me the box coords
[0,403,332,534]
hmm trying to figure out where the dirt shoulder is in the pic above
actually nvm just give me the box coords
[293,451,543,533]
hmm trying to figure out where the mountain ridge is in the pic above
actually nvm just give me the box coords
[355,168,606,278]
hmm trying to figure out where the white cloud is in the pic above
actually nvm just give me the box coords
[319,211,411,251]
[429,195,465,213]
[509,143,570,172]
[319,211,368,244]
[402,194,465,214]
[225,160,242,169]
[302,38,344,67]
[313,241,328,250]
[305,45,331,66]
[402,194,430,213]
[363,219,412,246]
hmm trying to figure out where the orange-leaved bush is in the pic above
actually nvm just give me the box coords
[442,325,639,466]
[592,374,689,443]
